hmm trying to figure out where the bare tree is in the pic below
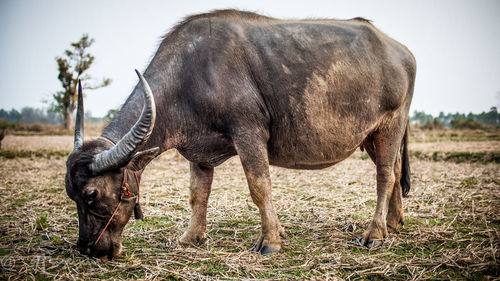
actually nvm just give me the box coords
[52,34,111,129]
[0,129,6,150]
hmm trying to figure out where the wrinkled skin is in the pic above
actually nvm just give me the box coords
[65,9,415,258]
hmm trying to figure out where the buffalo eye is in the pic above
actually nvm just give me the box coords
[84,188,98,206]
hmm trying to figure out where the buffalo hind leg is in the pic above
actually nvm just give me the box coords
[179,162,213,246]
[235,140,285,255]
[363,137,404,234]
[360,123,405,248]
[386,153,404,232]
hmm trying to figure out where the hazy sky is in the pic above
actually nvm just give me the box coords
[1,0,499,117]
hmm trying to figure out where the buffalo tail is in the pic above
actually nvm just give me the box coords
[400,122,411,197]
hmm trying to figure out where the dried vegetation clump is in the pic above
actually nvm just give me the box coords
[0,132,499,280]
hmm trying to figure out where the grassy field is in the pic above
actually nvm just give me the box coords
[0,128,499,280]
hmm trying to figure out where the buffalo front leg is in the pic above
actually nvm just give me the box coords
[235,142,284,255]
[179,162,213,246]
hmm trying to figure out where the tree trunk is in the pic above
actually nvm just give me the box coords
[0,129,5,150]
[63,110,74,130]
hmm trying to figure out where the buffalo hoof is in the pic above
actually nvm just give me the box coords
[178,232,206,247]
[357,222,386,249]
[250,235,282,255]
[250,227,285,255]
[250,242,281,255]
[356,237,383,249]
[358,220,388,249]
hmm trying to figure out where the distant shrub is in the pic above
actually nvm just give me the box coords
[451,118,485,130]
[0,121,17,130]
[24,123,45,132]
[0,121,67,135]
[421,119,444,130]
[0,120,103,136]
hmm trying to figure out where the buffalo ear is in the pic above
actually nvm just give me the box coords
[127,147,160,171]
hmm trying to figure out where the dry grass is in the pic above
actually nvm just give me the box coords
[0,122,105,137]
[410,127,500,143]
[409,141,500,153]
[0,135,499,280]
[1,135,75,151]
[1,135,106,152]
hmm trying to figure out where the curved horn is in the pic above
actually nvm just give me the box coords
[90,70,156,172]
[74,80,84,150]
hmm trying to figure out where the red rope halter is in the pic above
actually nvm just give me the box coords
[94,169,140,246]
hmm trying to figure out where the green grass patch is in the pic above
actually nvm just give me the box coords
[0,215,15,221]
[0,248,10,256]
[461,176,478,187]
[410,151,500,164]
[410,128,500,142]
[131,216,173,230]
[164,273,182,280]
[190,260,231,276]
[433,263,499,280]
[364,199,376,207]
[51,235,64,245]
[94,267,146,280]
[123,236,149,246]
[35,212,49,230]
[170,204,185,211]
[11,198,29,208]
[289,268,308,277]
[217,218,257,228]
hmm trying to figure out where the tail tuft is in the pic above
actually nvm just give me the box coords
[400,122,411,197]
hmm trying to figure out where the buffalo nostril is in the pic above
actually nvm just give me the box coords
[78,246,91,255]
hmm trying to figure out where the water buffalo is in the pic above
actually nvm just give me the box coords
[65,9,415,258]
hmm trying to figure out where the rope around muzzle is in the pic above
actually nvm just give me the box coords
[94,169,142,247]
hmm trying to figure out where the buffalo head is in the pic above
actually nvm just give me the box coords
[65,70,159,258]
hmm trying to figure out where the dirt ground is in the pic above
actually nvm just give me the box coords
[0,134,499,280]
